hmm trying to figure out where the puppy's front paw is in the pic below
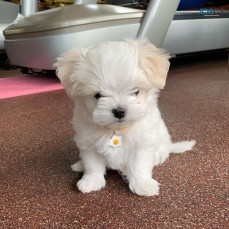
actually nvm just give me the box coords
[77,174,105,193]
[129,178,160,196]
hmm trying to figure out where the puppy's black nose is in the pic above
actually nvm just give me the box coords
[112,107,126,119]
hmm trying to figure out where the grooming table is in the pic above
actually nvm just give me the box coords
[3,0,229,70]
[3,0,179,70]
[0,1,20,50]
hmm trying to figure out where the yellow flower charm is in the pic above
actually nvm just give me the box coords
[109,135,122,148]
[113,139,119,145]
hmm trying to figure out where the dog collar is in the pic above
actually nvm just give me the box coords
[115,127,126,132]
[109,128,126,148]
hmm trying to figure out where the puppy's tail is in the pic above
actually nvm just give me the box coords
[170,140,196,154]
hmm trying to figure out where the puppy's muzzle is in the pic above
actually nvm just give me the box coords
[112,107,126,120]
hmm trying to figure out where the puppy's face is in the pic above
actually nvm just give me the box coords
[54,39,170,129]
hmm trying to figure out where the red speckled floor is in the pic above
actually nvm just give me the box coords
[0,53,228,228]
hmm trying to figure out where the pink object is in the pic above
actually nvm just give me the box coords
[0,75,63,99]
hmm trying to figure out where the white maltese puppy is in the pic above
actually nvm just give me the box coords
[54,39,195,196]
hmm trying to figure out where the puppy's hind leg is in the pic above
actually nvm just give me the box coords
[71,160,84,172]
[170,140,196,154]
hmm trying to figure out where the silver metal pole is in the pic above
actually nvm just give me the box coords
[21,0,38,16]
[137,0,180,47]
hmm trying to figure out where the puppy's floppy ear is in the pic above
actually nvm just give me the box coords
[136,39,170,89]
[53,48,87,98]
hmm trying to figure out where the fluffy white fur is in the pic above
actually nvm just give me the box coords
[54,39,195,196]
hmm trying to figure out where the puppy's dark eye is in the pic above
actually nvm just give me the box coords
[94,92,103,99]
[134,90,139,96]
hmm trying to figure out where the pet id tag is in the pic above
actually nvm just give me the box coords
[109,135,122,148]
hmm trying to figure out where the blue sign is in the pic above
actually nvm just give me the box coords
[199,8,215,15]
